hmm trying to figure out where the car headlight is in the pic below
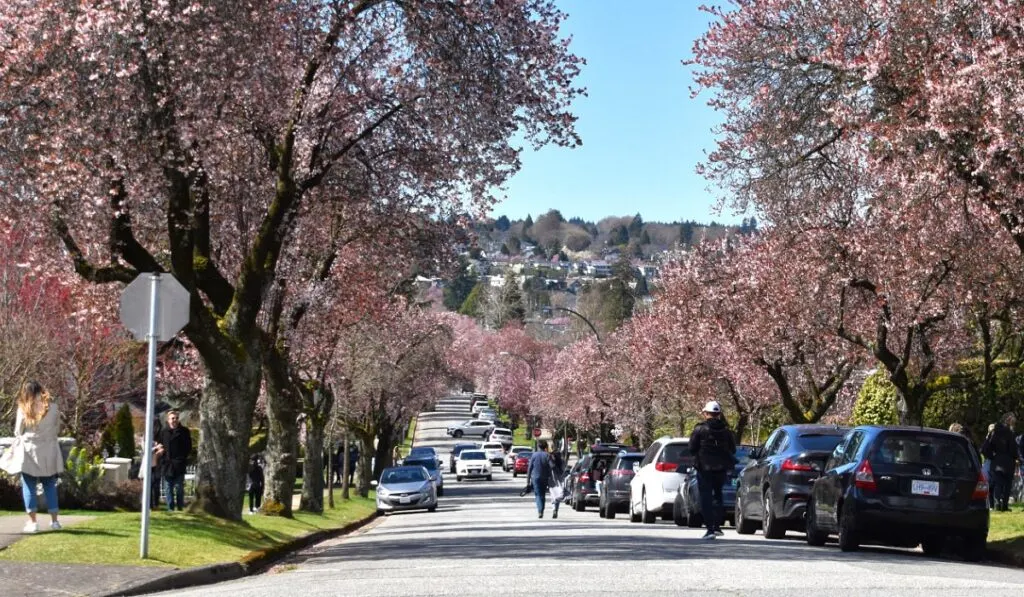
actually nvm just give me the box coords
[377,487,390,498]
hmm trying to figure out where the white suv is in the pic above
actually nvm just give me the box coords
[629,437,692,524]
[456,450,493,481]
[480,442,506,466]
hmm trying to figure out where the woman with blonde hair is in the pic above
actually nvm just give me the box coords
[12,380,64,533]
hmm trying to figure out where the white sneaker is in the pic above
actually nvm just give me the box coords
[50,521,62,531]
[22,521,38,534]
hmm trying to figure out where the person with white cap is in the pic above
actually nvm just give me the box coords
[688,400,736,540]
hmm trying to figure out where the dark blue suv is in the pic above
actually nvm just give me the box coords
[735,424,849,538]
[805,426,989,560]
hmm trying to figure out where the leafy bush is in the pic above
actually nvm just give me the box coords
[107,479,142,511]
[59,446,106,509]
[852,371,899,425]
[0,470,22,510]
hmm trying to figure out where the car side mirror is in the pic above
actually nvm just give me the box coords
[370,480,378,487]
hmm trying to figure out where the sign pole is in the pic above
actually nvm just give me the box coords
[139,273,161,559]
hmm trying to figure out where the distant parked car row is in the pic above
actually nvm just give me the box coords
[560,424,991,562]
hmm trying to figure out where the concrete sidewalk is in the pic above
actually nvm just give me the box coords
[0,514,95,550]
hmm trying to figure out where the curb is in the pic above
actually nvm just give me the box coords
[93,511,380,597]
[988,546,1024,569]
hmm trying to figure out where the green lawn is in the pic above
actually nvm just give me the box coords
[988,504,1024,556]
[398,416,418,456]
[511,425,531,447]
[0,491,376,568]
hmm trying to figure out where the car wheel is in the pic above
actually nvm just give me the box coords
[453,430,463,438]
[606,501,616,520]
[735,495,757,535]
[837,501,860,552]
[574,491,586,512]
[428,506,437,513]
[487,475,493,481]
[805,499,827,547]
[921,537,944,558]
[437,488,444,497]
[961,532,987,562]
[629,497,642,523]
[641,490,656,524]
[673,495,688,527]
[456,476,463,482]
[762,488,785,539]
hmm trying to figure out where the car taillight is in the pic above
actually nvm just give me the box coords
[971,472,989,501]
[781,458,815,472]
[654,462,679,472]
[580,473,591,482]
[854,460,877,491]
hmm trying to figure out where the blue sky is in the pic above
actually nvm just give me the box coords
[494,0,735,225]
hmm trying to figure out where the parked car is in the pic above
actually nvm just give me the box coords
[505,445,532,472]
[447,420,495,439]
[481,442,506,466]
[375,466,437,514]
[598,452,644,519]
[402,455,444,497]
[470,393,487,411]
[489,428,514,450]
[407,446,443,469]
[455,450,493,481]
[674,445,755,528]
[570,444,634,512]
[472,401,490,416]
[513,451,532,477]
[629,437,693,523]
[478,411,499,423]
[805,426,989,560]
[735,424,849,538]
[449,442,479,473]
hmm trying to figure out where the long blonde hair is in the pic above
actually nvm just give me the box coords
[17,380,51,427]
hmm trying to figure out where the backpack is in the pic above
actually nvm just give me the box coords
[698,424,736,472]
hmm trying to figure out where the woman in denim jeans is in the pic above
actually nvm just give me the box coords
[12,381,64,533]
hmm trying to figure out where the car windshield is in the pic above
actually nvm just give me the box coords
[461,451,486,461]
[660,443,695,466]
[381,468,427,484]
[403,458,437,471]
[796,433,846,452]
[871,433,975,474]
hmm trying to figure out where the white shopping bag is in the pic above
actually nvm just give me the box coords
[550,484,564,503]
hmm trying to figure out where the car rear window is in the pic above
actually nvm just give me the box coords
[796,433,846,452]
[403,458,437,471]
[461,451,486,461]
[453,445,474,455]
[659,443,695,466]
[615,456,642,469]
[492,431,511,437]
[482,443,503,450]
[870,433,975,474]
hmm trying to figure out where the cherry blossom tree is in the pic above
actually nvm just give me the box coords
[0,0,581,519]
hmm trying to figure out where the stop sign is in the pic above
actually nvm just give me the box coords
[532,428,542,438]
[119,273,190,341]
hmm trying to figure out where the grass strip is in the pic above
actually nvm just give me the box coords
[0,491,375,569]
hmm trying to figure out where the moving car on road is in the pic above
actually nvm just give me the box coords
[735,424,848,538]
[447,420,495,439]
[408,446,443,469]
[456,450,493,481]
[805,426,989,560]
[402,455,444,497]
[598,452,644,519]
[504,445,532,472]
[629,437,693,523]
[376,466,438,514]
[674,445,755,528]
[481,442,506,466]
[513,452,532,477]
[449,442,479,473]
[489,428,514,451]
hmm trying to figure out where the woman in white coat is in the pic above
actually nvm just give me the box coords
[13,380,64,533]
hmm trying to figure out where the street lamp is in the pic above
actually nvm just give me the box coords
[542,306,602,344]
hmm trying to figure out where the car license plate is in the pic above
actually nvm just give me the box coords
[911,480,939,496]
[400,496,411,504]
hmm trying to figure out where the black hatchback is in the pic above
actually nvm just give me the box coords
[805,426,989,560]
[598,452,644,519]
[569,444,637,511]
[735,424,849,538]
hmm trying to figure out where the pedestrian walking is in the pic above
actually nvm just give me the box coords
[247,455,265,514]
[527,440,553,518]
[6,381,64,533]
[689,400,736,540]
[157,410,192,512]
[141,439,164,509]
[550,449,566,519]
[982,412,1019,512]
[392,444,402,465]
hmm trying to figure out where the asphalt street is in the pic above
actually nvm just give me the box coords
[152,395,1024,597]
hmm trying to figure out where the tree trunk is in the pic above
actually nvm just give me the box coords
[262,360,300,517]
[358,439,374,498]
[193,354,261,521]
[300,418,325,513]
[341,434,351,500]
[895,384,928,427]
[374,431,393,482]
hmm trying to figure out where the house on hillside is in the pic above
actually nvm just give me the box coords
[588,261,612,278]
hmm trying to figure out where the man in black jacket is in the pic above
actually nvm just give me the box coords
[157,410,192,512]
[689,401,736,540]
[982,412,1018,511]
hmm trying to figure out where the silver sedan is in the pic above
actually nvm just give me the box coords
[376,466,438,514]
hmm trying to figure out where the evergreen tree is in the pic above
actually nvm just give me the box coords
[459,282,485,318]
[500,243,511,255]
[679,221,696,247]
[498,271,526,327]
[506,235,521,254]
[443,257,478,312]
[609,224,629,246]
[640,229,651,245]
[113,403,136,459]
[495,215,511,231]
[628,213,644,238]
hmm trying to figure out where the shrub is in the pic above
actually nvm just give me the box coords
[852,371,899,425]
[113,403,136,459]
[60,446,106,509]
[107,479,142,511]
[0,470,22,510]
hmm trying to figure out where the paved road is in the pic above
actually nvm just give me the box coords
[153,394,1024,597]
